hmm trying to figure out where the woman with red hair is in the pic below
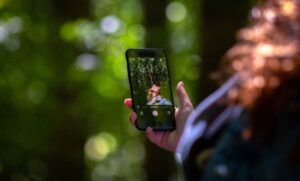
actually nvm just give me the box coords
[125,0,300,180]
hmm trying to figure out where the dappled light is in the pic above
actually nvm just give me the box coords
[166,2,187,22]
[0,0,204,180]
[100,15,121,34]
[75,53,99,71]
[84,133,117,161]
[0,16,22,51]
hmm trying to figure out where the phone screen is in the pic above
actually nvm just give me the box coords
[126,49,175,131]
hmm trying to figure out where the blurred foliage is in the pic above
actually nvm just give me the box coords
[128,56,169,98]
[0,0,201,180]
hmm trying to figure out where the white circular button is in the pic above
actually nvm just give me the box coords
[152,110,158,116]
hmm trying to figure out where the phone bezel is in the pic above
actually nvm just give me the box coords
[125,48,176,131]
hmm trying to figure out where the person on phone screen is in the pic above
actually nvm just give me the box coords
[146,84,172,106]
[124,0,300,180]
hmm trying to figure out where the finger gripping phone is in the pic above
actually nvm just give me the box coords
[126,48,176,131]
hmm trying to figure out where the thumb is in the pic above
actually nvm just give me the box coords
[176,81,193,110]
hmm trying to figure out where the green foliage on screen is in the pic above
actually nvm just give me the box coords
[130,57,168,90]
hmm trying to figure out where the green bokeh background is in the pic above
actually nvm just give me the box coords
[0,0,253,180]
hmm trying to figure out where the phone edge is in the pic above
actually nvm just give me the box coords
[125,48,176,131]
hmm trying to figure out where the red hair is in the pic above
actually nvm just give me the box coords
[222,0,300,142]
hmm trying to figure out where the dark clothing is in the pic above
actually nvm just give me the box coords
[202,110,300,181]
[177,76,300,180]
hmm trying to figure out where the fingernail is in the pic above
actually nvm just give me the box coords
[181,81,184,88]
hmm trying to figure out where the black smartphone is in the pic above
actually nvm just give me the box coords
[126,48,176,131]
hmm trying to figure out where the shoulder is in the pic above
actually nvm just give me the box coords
[160,98,171,105]
[202,110,300,180]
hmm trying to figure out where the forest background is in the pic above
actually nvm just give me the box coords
[0,0,254,180]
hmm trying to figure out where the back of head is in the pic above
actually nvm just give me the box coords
[223,0,300,141]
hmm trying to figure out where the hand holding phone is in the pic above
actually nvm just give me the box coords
[124,81,193,152]
[124,49,193,151]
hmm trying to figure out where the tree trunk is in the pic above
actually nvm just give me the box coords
[143,0,177,180]
[198,0,252,101]
[46,0,90,180]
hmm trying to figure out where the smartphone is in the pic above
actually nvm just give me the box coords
[126,48,176,131]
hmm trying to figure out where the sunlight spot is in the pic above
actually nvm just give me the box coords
[281,1,295,17]
[256,43,273,56]
[0,0,9,9]
[85,133,117,161]
[264,9,276,22]
[253,57,265,69]
[7,17,22,33]
[100,15,120,34]
[0,26,7,42]
[251,7,261,18]
[75,53,98,71]
[252,76,265,88]
[166,2,187,22]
